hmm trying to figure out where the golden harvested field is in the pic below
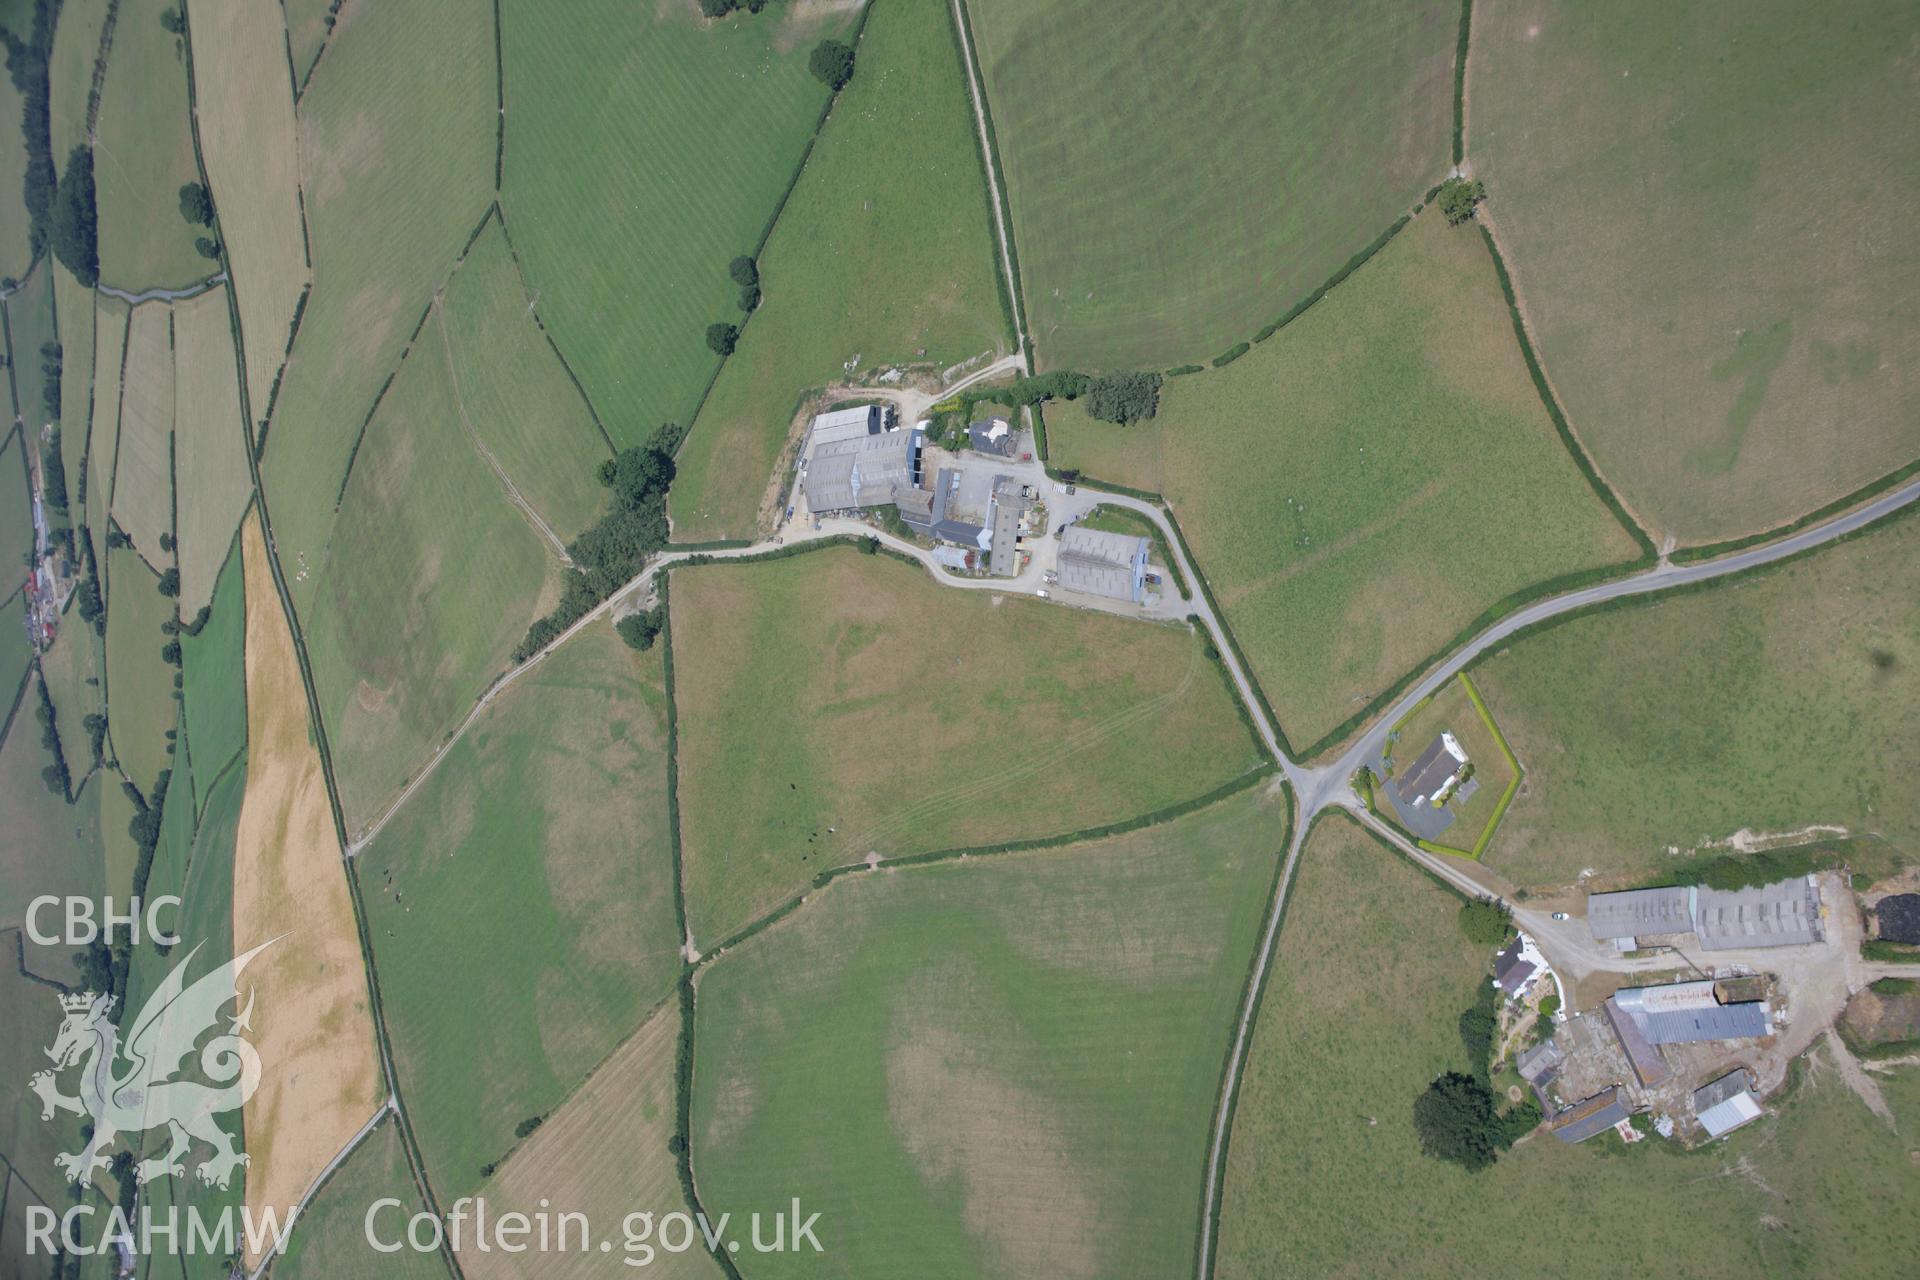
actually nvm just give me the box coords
[171,285,254,611]
[109,301,174,562]
[187,0,311,423]
[670,544,1268,946]
[461,1002,719,1280]
[1469,0,1920,545]
[233,512,381,1261]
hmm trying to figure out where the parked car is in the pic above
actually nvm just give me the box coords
[1035,589,1050,600]
[1550,912,1569,921]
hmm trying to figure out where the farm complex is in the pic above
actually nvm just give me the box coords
[0,2,1915,1278]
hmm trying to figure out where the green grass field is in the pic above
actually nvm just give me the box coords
[275,1119,450,1280]
[967,0,1456,370]
[1470,0,1920,546]
[103,543,176,792]
[0,67,29,278]
[667,0,1008,542]
[179,535,246,807]
[0,594,30,703]
[7,266,56,441]
[1215,814,1920,1277]
[363,624,680,1198]
[1384,674,1517,854]
[670,543,1268,947]
[109,300,174,563]
[91,0,209,289]
[0,673,105,980]
[437,219,610,544]
[692,783,1286,1279]
[53,264,95,503]
[282,0,334,89]
[34,602,103,794]
[0,431,33,594]
[1472,506,1920,889]
[186,0,311,423]
[170,286,253,611]
[265,0,494,616]
[498,0,854,451]
[304,303,555,834]
[1052,210,1642,753]
[46,0,107,159]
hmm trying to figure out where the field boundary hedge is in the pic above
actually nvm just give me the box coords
[1477,223,1653,557]
[950,0,1030,361]
[695,764,1279,967]
[1670,454,1920,564]
[1196,786,1296,1279]
[1452,0,1472,165]
[1462,493,1920,682]
[670,2,877,466]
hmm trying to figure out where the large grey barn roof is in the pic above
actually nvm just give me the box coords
[1057,526,1146,601]
[1639,1004,1769,1043]
[1587,887,1692,942]
[1551,1088,1628,1144]
[804,430,918,512]
[1693,879,1823,950]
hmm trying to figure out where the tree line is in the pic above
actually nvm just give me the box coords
[511,423,682,662]
[0,0,101,283]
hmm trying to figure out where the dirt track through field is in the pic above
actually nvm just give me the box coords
[233,512,381,1262]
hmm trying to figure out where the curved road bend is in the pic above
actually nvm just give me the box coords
[95,273,228,304]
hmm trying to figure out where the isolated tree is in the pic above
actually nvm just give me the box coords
[706,322,739,356]
[1457,898,1511,946]
[737,281,760,313]
[156,568,180,598]
[809,39,855,90]
[729,255,758,287]
[159,7,185,34]
[1438,176,1486,226]
[698,0,737,15]
[177,181,213,225]
[1412,1072,1501,1171]
[193,235,221,260]
[616,609,662,652]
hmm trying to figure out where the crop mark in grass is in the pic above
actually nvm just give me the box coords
[1692,318,1793,477]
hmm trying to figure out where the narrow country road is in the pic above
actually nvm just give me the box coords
[95,273,227,304]
[948,0,1029,373]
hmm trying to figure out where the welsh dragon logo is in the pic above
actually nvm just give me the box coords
[30,938,278,1189]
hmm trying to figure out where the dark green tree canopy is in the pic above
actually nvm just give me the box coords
[178,181,214,225]
[50,145,99,285]
[706,322,739,356]
[1438,176,1486,226]
[1084,371,1163,424]
[810,39,855,90]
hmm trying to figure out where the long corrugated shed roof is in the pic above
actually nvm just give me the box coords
[1693,878,1823,950]
[1586,887,1692,942]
